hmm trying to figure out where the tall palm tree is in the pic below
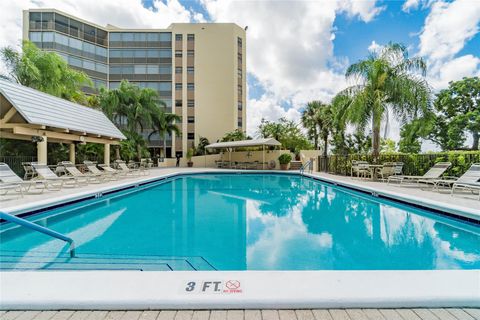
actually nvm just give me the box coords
[149,112,181,158]
[301,102,319,149]
[301,101,333,156]
[335,43,431,157]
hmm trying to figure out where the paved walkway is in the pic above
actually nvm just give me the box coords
[1,309,479,320]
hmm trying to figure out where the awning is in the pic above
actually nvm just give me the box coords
[205,138,281,149]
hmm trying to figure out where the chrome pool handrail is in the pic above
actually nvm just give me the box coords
[300,159,313,175]
[0,211,76,258]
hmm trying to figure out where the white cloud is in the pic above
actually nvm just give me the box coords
[201,0,383,135]
[417,0,480,90]
[403,0,421,12]
[367,40,383,53]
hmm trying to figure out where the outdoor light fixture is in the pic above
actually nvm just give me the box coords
[31,136,44,143]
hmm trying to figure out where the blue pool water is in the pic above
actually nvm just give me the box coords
[1,174,479,271]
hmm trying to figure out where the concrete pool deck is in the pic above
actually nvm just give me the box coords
[1,309,480,320]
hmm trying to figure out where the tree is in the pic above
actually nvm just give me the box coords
[429,77,480,150]
[380,138,397,153]
[221,129,250,142]
[334,43,431,157]
[258,118,312,154]
[1,41,91,104]
[96,80,179,160]
[195,136,210,156]
[149,112,181,158]
[301,101,334,156]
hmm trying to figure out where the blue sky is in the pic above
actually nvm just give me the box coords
[2,0,480,144]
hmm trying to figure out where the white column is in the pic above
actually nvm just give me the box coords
[69,143,75,164]
[104,143,111,165]
[37,136,47,164]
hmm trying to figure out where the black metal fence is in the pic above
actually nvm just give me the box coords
[319,152,480,177]
[0,155,37,178]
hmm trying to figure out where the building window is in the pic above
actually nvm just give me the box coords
[175,83,182,90]
[238,117,242,127]
[237,37,242,48]
[238,101,242,110]
[175,99,182,107]
[238,85,242,95]
[188,116,195,124]
[187,67,194,74]
[175,67,182,74]
[238,69,242,78]
[187,83,194,91]
[187,34,195,41]
[175,34,182,41]
[187,50,194,57]
[175,50,182,57]
[187,133,195,140]
[188,100,194,108]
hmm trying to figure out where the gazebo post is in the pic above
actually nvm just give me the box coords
[262,144,265,170]
[69,143,75,164]
[37,136,47,164]
[104,143,111,165]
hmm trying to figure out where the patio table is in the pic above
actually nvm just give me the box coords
[367,164,383,181]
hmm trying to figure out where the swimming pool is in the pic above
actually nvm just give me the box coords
[1,173,479,271]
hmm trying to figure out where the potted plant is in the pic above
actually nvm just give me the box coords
[278,153,292,170]
[186,148,194,167]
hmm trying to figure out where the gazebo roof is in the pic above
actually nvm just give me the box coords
[0,79,125,141]
[206,138,282,149]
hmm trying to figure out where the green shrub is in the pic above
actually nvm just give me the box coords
[278,153,293,165]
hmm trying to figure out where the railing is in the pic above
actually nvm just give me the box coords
[0,212,76,258]
[318,152,480,177]
[300,159,313,175]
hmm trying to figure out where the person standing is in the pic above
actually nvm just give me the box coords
[176,153,181,167]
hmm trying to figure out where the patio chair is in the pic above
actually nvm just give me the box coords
[0,183,23,197]
[394,162,404,175]
[115,160,141,176]
[60,161,104,184]
[419,163,480,194]
[387,162,452,185]
[21,162,37,180]
[84,161,117,180]
[31,163,77,188]
[351,161,371,178]
[376,162,396,181]
[0,162,48,193]
[98,164,128,178]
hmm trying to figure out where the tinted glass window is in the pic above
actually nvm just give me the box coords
[160,33,171,41]
[109,33,121,42]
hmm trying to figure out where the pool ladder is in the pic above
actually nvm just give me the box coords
[0,211,76,257]
[300,159,313,175]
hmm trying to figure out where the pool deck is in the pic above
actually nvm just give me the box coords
[1,167,479,221]
[1,309,480,320]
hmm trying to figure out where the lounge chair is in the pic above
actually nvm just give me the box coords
[60,161,104,184]
[98,164,127,177]
[387,162,452,185]
[115,160,142,176]
[31,163,77,188]
[0,163,48,193]
[84,161,117,180]
[447,164,480,200]
[0,183,23,196]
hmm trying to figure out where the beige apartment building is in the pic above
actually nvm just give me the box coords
[23,9,246,158]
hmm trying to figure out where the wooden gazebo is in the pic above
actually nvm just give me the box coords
[0,79,125,164]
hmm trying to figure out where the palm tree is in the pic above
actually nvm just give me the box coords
[335,43,431,157]
[301,101,333,157]
[301,102,319,149]
[149,112,181,158]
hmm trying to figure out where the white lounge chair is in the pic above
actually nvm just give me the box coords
[98,164,127,178]
[115,160,142,176]
[0,162,48,193]
[387,162,452,185]
[84,161,117,180]
[451,164,480,200]
[60,161,104,184]
[31,163,78,187]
